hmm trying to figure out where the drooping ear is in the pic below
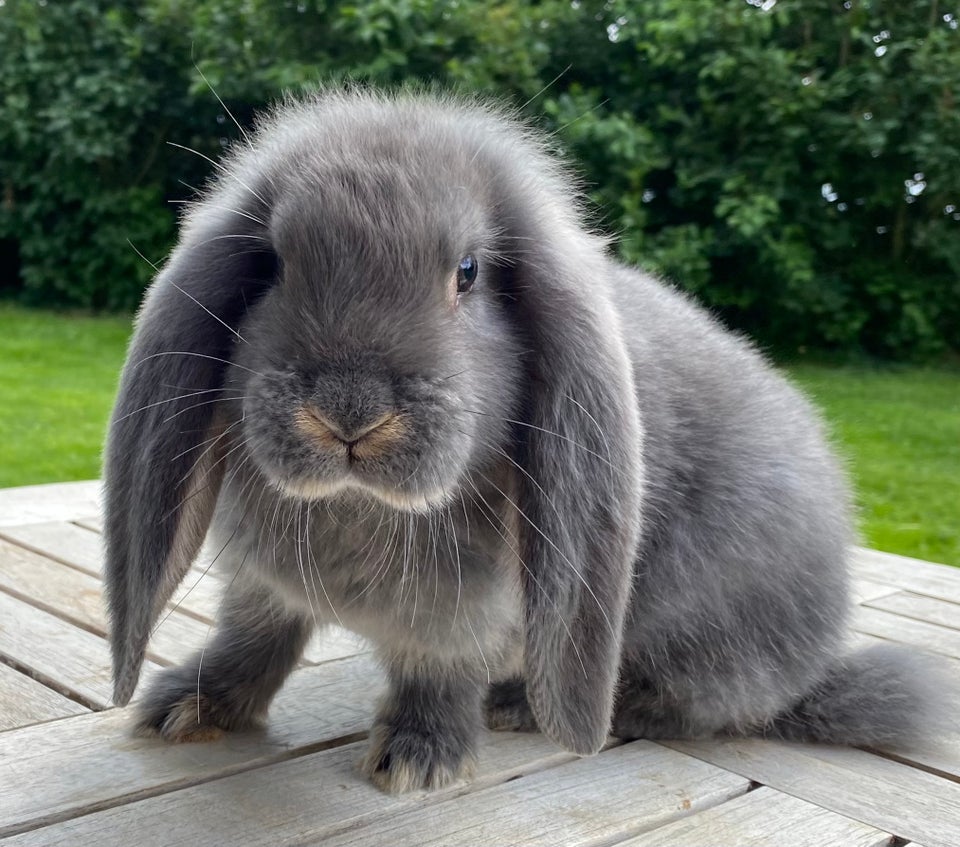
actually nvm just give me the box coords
[506,217,644,756]
[103,196,276,706]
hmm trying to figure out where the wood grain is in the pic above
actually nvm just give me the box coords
[0,525,370,667]
[0,482,100,528]
[0,538,211,667]
[0,661,88,730]
[4,732,578,846]
[851,578,899,605]
[3,483,960,847]
[0,521,104,576]
[320,742,749,847]
[74,516,103,533]
[664,738,960,847]
[0,519,224,622]
[623,786,896,847]
[0,590,161,710]
[865,591,960,632]
[853,605,960,660]
[0,656,384,838]
[852,547,960,604]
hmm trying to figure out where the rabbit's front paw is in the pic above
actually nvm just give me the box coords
[135,690,229,742]
[362,720,476,793]
[134,666,261,742]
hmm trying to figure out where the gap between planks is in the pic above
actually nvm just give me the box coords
[864,591,960,632]
[851,547,960,605]
[0,589,163,710]
[0,537,211,669]
[0,659,89,730]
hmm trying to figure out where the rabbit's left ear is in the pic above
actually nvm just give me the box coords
[507,227,643,756]
[103,201,276,706]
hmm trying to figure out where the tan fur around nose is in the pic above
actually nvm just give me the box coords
[293,407,347,453]
[350,413,409,459]
[293,406,407,458]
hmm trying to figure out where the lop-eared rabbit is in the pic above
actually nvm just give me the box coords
[105,90,939,792]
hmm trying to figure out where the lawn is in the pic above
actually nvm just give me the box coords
[0,305,132,487]
[0,305,957,566]
[788,363,960,568]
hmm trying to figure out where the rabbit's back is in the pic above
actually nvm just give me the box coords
[613,266,852,734]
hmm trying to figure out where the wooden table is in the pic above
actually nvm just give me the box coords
[1,481,958,846]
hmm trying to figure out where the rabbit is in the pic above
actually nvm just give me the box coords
[104,88,942,794]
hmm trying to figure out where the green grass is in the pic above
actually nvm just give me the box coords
[787,363,960,567]
[0,305,957,566]
[0,305,133,487]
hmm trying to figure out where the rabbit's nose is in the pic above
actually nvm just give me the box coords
[295,405,407,458]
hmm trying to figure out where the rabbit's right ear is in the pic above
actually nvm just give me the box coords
[103,196,276,706]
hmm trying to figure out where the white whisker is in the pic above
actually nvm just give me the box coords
[462,479,586,677]
[473,466,615,636]
[463,611,491,685]
[461,408,617,471]
[167,142,268,208]
[194,62,252,145]
[168,195,267,228]
[133,350,264,378]
[166,279,248,344]
[115,387,236,424]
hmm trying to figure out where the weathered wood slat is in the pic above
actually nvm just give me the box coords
[664,738,960,847]
[0,591,160,710]
[865,591,960,632]
[851,547,960,604]
[0,519,224,622]
[118,563,368,666]
[852,578,901,605]
[2,513,225,620]
[319,742,749,847]
[0,656,384,837]
[876,737,960,787]
[4,733,580,847]
[0,482,101,528]
[0,661,88,730]
[853,606,960,660]
[623,786,896,847]
[0,521,104,576]
[0,538,211,667]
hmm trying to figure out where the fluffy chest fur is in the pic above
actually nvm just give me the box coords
[209,458,524,667]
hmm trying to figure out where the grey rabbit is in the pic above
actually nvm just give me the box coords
[104,89,940,793]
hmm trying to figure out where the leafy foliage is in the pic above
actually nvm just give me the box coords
[1,0,958,357]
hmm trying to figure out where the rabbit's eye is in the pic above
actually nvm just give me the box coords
[456,255,478,294]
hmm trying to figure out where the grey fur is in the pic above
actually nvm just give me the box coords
[104,89,942,793]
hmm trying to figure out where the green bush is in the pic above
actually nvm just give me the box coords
[0,0,194,308]
[1,0,958,357]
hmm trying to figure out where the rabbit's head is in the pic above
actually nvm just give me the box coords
[105,91,643,756]
[231,102,524,512]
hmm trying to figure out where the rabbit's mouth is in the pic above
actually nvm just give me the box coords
[274,472,448,514]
